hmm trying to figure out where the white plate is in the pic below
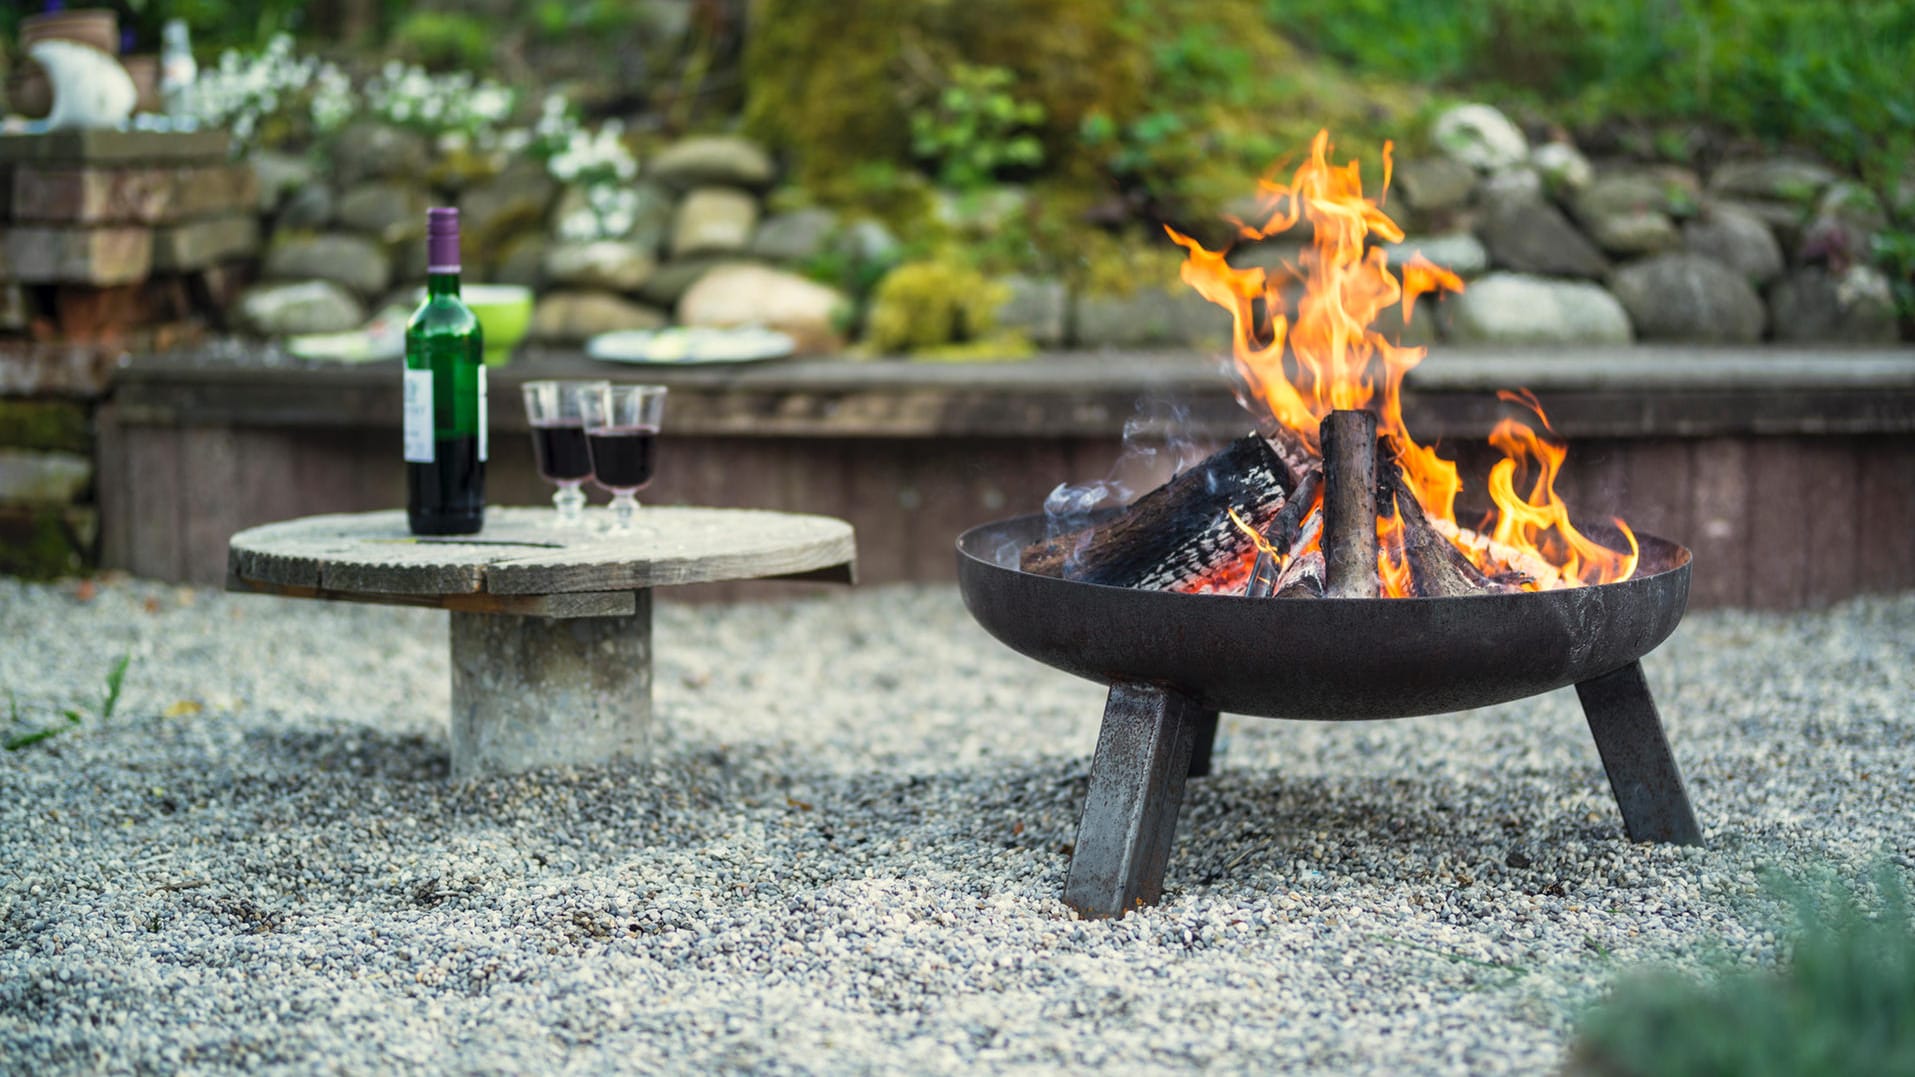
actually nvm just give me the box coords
[585,327,796,365]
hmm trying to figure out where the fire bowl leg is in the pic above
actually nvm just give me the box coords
[448,591,653,779]
[1064,683,1202,918]
[1186,709,1221,778]
[1575,660,1703,845]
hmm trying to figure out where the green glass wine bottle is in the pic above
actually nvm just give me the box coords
[404,207,486,535]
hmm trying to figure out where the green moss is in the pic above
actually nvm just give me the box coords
[390,11,494,71]
[0,401,91,454]
[863,260,1011,355]
[744,0,1144,198]
[0,506,90,581]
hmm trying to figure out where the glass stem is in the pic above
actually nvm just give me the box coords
[611,493,639,528]
[553,482,586,524]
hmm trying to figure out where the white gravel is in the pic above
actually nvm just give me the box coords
[1,576,1911,1074]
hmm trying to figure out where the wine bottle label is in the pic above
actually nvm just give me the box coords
[403,368,434,463]
[477,366,489,463]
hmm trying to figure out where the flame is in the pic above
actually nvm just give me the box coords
[1376,504,1414,599]
[1171,129,1637,591]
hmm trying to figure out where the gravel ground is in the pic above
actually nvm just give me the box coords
[1,576,1911,1074]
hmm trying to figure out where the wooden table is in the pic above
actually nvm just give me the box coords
[227,507,856,777]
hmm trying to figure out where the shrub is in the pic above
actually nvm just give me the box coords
[1572,866,1915,1076]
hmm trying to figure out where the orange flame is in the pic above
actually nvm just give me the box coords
[1376,504,1414,599]
[1171,129,1636,591]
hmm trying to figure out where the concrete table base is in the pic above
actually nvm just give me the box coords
[449,593,653,778]
[228,507,856,777]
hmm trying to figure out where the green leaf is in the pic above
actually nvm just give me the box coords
[102,654,130,720]
[5,727,69,751]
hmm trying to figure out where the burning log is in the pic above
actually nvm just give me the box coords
[1319,409,1379,599]
[1021,435,1291,589]
[1271,511,1324,598]
[1244,470,1321,598]
[1378,453,1513,598]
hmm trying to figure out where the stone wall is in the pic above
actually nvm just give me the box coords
[1376,104,1903,347]
[241,129,868,353]
[0,128,265,578]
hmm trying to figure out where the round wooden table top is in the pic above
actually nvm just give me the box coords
[228,507,857,606]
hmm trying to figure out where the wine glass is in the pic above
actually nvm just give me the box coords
[583,384,667,528]
[522,379,607,525]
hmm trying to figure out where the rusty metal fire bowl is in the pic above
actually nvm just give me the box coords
[956,513,1704,918]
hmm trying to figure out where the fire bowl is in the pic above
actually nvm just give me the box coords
[957,511,1702,918]
[957,512,1690,722]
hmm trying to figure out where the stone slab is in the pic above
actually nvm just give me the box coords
[2,226,152,285]
[0,129,230,166]
[228,506,858,599]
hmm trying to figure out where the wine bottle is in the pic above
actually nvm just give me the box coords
[404,207,486,535]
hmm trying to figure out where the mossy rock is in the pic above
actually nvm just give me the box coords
[864,260,1011,355]
[745,0,1145,198]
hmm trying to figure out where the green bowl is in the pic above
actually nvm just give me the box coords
[463,284,534,367]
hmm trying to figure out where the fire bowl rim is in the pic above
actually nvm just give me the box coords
[954,512,1693,721]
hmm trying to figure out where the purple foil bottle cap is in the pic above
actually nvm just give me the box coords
[427,207,460,274]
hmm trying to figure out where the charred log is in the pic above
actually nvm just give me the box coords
[1244,469,1322,598]
[1273,548,1325,598]
[1320,409,1380,598]
[1021,435,1291,589]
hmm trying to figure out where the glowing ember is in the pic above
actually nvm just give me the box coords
[1169,129,1637,593]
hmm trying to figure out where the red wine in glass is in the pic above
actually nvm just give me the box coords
[531,418,593,483]
[586,424,658,492]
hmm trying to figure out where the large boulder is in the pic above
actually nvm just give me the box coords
[1570,169,1697,255]
[1442,273,1632,345]
[1074,287,1227,348]
[993,275,1069,347]
[1478,188,1608,278]
[250,150,316,213]
[1768,266,1899,343]
[749,207,841,264]
[1430,104,1528,173]
[530,291,667,343]
[648,135,775,190]
[1682,204,1784,285]
[263,233,391,298]
[1610,253,1766,343]
[335,181,429,246]
[1384,233,1489,278]
[636,256,743,308]
[677,264,851,353]
[459,162,558,269]
[543,240,657,292]
[670,187,759,258]
[491,234,549,291]
[1392,157,1478,227]
[236,280,366,336]
[1709,158,1837,203]
[1799,181,1888,267]
[1529,142,1592,196]
[274,183,335,232]
[331,122,429,187]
